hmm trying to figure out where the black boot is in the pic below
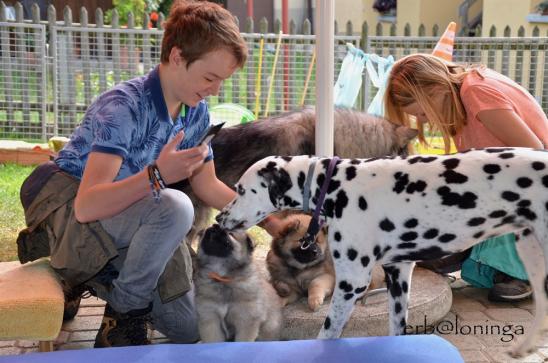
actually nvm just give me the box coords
[62,282,95,321]
[94,303,152,348]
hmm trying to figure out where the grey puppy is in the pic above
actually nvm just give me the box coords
[174,107,418,244]
[194,224,282,342]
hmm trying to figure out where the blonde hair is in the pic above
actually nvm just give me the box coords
[385,53,483,153]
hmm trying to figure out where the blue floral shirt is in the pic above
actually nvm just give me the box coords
[55,65,213,181]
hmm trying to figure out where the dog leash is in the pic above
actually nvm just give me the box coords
[300,156,340,250]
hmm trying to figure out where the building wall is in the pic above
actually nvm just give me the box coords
[482,0,548,36]
[332,0,366,34]
[397,0,462,35]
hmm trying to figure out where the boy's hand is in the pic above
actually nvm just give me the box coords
[156,131,209,184]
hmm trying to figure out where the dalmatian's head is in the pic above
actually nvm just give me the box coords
[217,155,311,230]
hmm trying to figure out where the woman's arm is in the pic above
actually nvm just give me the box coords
[477,109,544,148]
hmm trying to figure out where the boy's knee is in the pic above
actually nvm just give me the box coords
[156,189,195,234]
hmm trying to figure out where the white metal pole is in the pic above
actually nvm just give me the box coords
[315,0,334,157]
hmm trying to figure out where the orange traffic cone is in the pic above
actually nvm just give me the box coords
[432,22,457,61]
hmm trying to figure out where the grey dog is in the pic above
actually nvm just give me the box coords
[172,107,418,243]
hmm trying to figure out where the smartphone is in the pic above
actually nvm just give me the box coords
[198,122,225,146]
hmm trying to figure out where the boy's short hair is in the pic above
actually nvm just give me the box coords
[161,0,247,68]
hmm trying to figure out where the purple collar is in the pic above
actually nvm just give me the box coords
[300,156,340,250]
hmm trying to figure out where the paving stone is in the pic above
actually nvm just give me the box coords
[19,347,39,354]
[435,333,485,351]
[458,287,491,303]
[475,322,531,348]
[450,298,487,313]
[0,341,15,348]
[514,299,535,311]
[62,315,102,332]
[151,338,171,344]
[484,308,533,322]
[80,298,106,307]
[53,331,72,345]
[457,310,491,322]
[14,340,38,348]
[69,330,98,342]
[485,347,545,363]
[0,346,23,356]
[77,306,106,316]
[536,348,548,362]
[150,330,167,339]
[58,341,95,351]
[458,350,491,363]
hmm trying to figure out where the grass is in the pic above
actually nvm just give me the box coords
[0,163,33,262]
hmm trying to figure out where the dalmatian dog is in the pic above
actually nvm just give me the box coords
[217,147,548,357]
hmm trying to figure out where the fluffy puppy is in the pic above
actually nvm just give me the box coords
[267,214,385,311]
[194,224,282,342]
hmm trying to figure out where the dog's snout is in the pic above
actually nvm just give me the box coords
[291,243,321,264]
[203,223,225,239]
[201,225,233,258]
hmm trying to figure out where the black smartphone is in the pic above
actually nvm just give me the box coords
[198,122,225,146]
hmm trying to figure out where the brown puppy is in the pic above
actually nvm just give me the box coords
[267,214,384,311]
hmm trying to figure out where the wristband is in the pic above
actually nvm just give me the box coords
[147,164,163,202]
[150,163,166,189]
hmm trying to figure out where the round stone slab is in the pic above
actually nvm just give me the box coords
[281,267,452,340]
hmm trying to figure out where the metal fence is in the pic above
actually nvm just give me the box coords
[0,21,47,140]
[0,3,547,141]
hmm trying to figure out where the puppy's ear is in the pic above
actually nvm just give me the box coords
[279,218,300,238]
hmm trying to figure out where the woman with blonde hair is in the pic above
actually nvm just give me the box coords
[385,53,548,302]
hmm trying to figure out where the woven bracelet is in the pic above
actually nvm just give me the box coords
[150,163,166,190]
[147,164,162,202]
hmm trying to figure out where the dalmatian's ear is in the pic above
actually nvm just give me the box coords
[257,164,293,207]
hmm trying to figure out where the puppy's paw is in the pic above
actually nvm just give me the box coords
[308,294,324,311]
